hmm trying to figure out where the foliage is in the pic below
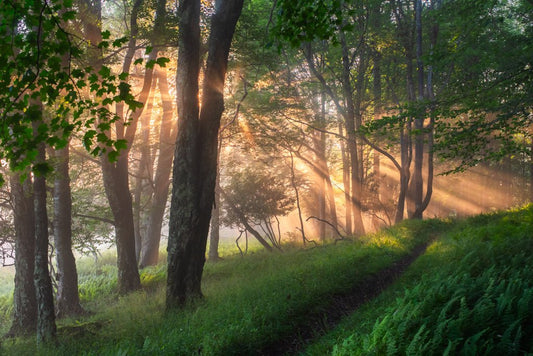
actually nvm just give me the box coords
[304,205,533,355]
[0,0,141,182]
[222,162,295,228]
[429,0,533,171]
[272,0,347,47]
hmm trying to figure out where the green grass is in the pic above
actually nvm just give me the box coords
[304,204,533,355]
[0,218,440,355]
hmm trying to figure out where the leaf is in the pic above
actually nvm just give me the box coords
[98,66,111,78]
[101,30,111,40]
[156,57,170,67]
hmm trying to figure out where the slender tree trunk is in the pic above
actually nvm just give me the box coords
[325,175,338,232]
[32,118,56,344]
[314,93,327,240]
[339,27,365,235]
[372,48,384,228]
[208,172,221,261]
[53,144,84,318]
[134,78,156,262]
[395,119,412,223]
[339,123,352,234]
[289,152,308,244]
[208,140,222,261]
[139,67,176,268]
[408,0,425,219]
[8,174,37,337]
[530,140,533,202]
[167,0,244,309]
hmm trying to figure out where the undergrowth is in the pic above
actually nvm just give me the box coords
[0,218,439,355]
[306,204,533,355]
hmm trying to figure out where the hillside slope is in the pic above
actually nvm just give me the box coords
[306,204,533,355]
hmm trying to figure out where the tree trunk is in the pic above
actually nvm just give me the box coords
[101,156,141,293]
[395,119,412,223]
[289,152,308,245]
[33,119,56,344]
[530,140,533,202]
[100,43,156,293]
[139,67,176,268]
[339,26,365,235]
[408,0,425,219]
[53,144,84,318]
[208,160,222,261]
[167,0,244,309]
[134,78,156,262]
[339,123,352,234]
[8,174,37,337]
[82,0,141,293]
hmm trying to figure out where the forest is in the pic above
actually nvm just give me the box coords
[0,0,532,354]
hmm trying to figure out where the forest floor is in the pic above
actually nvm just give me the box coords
[259,239,434,355]
[3,206,532,355]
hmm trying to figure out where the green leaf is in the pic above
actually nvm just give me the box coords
[98,66,111,78]
[156,57,170,67]
[107,150,119,162]
[146,59,156,69]
[101,30,111,40]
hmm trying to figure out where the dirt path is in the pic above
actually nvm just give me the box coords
[257,241,433,355]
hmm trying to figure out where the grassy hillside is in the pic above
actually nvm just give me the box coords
[0,218,440,355]
[306,204,533,355]
[1,205,531,355]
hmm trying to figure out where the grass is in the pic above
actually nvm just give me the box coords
[304,204,533,355]
[0,218,440,355]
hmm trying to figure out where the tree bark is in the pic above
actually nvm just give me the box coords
[208,179,221,261]
[8,174,37,337]
[167,0,244,309]
[339,123,352,234]
[33,119,56,344]
[53,144,84,318]
[101,156,141,293]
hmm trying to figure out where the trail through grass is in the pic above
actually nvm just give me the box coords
[305,204,533,355]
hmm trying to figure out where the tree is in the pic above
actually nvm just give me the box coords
[7,173,36,337]
[1,0,139,341]
[53,144,85,317]
[221,163,294,250]
[166,0,244,308]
